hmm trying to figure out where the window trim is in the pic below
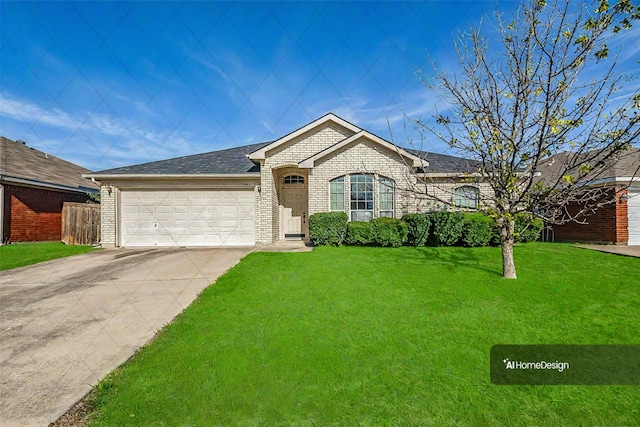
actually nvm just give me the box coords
[378,176,395,218]
[329,176,345,212]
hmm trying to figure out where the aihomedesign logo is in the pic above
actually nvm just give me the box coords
[503,358,570,372]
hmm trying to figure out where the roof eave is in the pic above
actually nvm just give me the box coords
[84,173,261,180]
[418,172,484,178]
[1,174,99,193]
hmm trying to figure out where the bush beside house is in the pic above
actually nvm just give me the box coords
[402,213,431,246]
[514,213,544,243]
[462,213,495,247]
[370,218,408,247]
[429,212,465,246]
[310,211,542,248]
[308,212,348,246]
[345,221,374,246]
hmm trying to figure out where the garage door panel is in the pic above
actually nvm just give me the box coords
[628,189,640,245]
[121,189,255,247]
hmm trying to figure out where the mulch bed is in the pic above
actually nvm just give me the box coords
[48,391,94,427]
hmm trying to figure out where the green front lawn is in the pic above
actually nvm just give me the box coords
[0,241,95,271]
[88,243,640,425]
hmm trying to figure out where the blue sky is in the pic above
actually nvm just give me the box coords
[1,1,637,171]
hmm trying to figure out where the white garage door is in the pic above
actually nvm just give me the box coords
[120,190,255,247]
[628,188,640,245]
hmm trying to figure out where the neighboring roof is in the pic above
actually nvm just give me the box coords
[536,147,640,185]
[411,150,481,174]
[89,142,269,178]
[0,136,99,193]
[248,113,361,161]
[299,130,426,169]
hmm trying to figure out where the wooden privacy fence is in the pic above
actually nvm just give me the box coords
[61,202,100,245]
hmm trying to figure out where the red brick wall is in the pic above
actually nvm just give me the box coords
[3,184,88,242]
[551,186,628,244]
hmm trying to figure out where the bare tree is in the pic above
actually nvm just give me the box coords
[407,0,640,279]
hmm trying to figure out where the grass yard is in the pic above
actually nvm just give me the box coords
[0,241,95,271]
[87,243,640,426]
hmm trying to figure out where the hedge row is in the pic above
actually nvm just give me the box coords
[309,211,543,247]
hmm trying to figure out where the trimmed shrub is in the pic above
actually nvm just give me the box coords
[429,211,464,246]
[515,213,544,243]
[402,213,431,246]
[462,213,494,247]
[345,221,374,246]
[309,212,348,246]
[371,218,409,247]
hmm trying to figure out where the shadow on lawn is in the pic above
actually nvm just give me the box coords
[401,246,503,277]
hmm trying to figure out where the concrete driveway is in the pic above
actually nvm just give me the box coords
[0,247,252,426]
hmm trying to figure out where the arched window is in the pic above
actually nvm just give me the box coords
[379,177,395,218]
[330,176,344,211]
[284,175,304,184]
[454,186,479,209]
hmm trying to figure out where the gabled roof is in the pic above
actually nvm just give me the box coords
[0,136,99,193]
[88,142,268,179]
[247,113,361,161]
[299,130,426,168]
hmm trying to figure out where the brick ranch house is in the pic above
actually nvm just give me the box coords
[87,114,490,247]
[0,137,100,243]
[537,148,640,245]
[86,113,639,248]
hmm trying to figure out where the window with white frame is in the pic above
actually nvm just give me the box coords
[330,176,344,211]
[350,174,374,221]
[453,185,479,209]
[379,177,394,218]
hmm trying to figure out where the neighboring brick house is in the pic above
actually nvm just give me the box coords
[537,148,640,245]
[88,113,488,247]
[0,137,100,243]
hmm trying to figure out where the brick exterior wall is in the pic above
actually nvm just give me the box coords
[309,139,420,218]
[550,187,628,243]
[257,123,355,243]
[255,123,495,243]
[100,184,117,246]
[2,184,88,242]
[98,120,498,246]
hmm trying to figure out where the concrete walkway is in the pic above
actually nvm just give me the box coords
[575,244,640,258]
[256,240,313,252]
[0,247,252,427]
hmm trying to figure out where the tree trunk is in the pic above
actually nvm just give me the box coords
[499,217,517,279]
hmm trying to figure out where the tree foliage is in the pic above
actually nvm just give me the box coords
[411,0,639,278]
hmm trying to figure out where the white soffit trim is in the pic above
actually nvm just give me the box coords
[298,130,427,168]
[247,113,362,161]
[583,176,640,186]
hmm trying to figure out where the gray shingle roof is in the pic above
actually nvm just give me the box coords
[92,142,270,175]
[0,137,99,192]
[91,140,479,176]
[410,150,481,173]
[536,147,640,183]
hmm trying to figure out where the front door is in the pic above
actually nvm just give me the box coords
[282,187,308,239]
